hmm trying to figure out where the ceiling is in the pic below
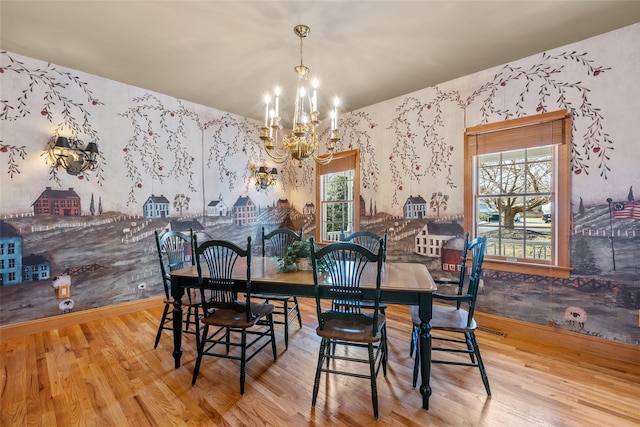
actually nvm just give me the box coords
[2,1,640,126]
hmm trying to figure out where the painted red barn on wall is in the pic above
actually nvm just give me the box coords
[32,187,81,216]
[441,235,470,275]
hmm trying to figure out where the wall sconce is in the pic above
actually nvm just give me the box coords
[252,165,278,190]
[50,136,99,175]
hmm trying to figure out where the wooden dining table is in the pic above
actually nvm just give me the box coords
[169,256,437,410]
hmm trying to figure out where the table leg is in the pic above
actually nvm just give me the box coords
[171,276,184,369]
[418,295,433,409]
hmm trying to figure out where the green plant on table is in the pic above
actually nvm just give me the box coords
[276,240,316,273]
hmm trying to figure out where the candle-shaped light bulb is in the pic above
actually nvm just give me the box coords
[312,79,319,112]
[269,109,275,137]
[263,94,270,127]
[274,87,280,117]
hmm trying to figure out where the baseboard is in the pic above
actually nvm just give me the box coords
[0,296,164,341]
[474,311,640,365]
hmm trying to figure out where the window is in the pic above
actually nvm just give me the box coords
[464,110,571,278]
[316,149,360,244]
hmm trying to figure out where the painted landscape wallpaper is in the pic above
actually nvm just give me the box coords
[1,24,638,349]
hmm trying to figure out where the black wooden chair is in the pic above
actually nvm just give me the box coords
[191,236,277,395]
[340,229,388,262]
[410,231,470,358]
[153,229,201,349]
[410,235,491,396]
[253,226,304,349]
[340,229,389,315]
[309,238,386,419]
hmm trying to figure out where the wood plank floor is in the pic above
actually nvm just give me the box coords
[1,298,639,426]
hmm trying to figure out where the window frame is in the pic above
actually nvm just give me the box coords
[315,149,360,245]
[464,110,572,278]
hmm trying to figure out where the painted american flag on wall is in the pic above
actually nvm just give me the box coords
[612,201,640,220]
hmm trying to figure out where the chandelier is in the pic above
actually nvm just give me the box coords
[260,24,340,168]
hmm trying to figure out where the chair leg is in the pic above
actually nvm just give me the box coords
[193,307,201,351]
[293,296,303,328]
[409,325,416,357]
[368,343,379,419]
[283,300,289,350]
[154,304,170,348]
[269,314,277,360]
[240,329,247,395]
[192,324,208,386]
[312,338,328,407]
[471,332,491,396]
[412,326,420,388]
[465,331,476,363]
[380,328,388,377]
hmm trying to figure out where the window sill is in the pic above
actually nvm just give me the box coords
[481,259,572,279]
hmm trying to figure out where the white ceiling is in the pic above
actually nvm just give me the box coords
[2,1,640,126]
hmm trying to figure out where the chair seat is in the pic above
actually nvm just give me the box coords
[353,300,388,310]
[316,315,386,343]
[251,293,293,301]
[411,304,477,332]
[202,302,274,328]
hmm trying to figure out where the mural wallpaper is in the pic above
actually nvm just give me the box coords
[1,24,638,348]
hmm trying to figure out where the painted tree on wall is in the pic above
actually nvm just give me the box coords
[430,191,449,217]
[466,50,613,178]
[0,143,26,178]
[173,193,190,216]
[0,51,105,184]
[201,113,260,193]
[340,111,380,193]
[120,96,264,206]
[119,94,197,205]
[387,90,459,207]
[386,50,613,207]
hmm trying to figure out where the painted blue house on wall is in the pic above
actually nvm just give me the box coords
[22,253,50,282]
[143,194,170,219]
[0,220,23,285]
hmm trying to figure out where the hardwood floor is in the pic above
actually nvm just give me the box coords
[1,298,639,426]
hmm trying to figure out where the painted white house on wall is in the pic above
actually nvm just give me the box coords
[403,195,427,219]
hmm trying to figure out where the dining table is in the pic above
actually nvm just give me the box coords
[169,256,437,410]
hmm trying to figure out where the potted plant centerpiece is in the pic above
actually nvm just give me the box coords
[278,240,313,272]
